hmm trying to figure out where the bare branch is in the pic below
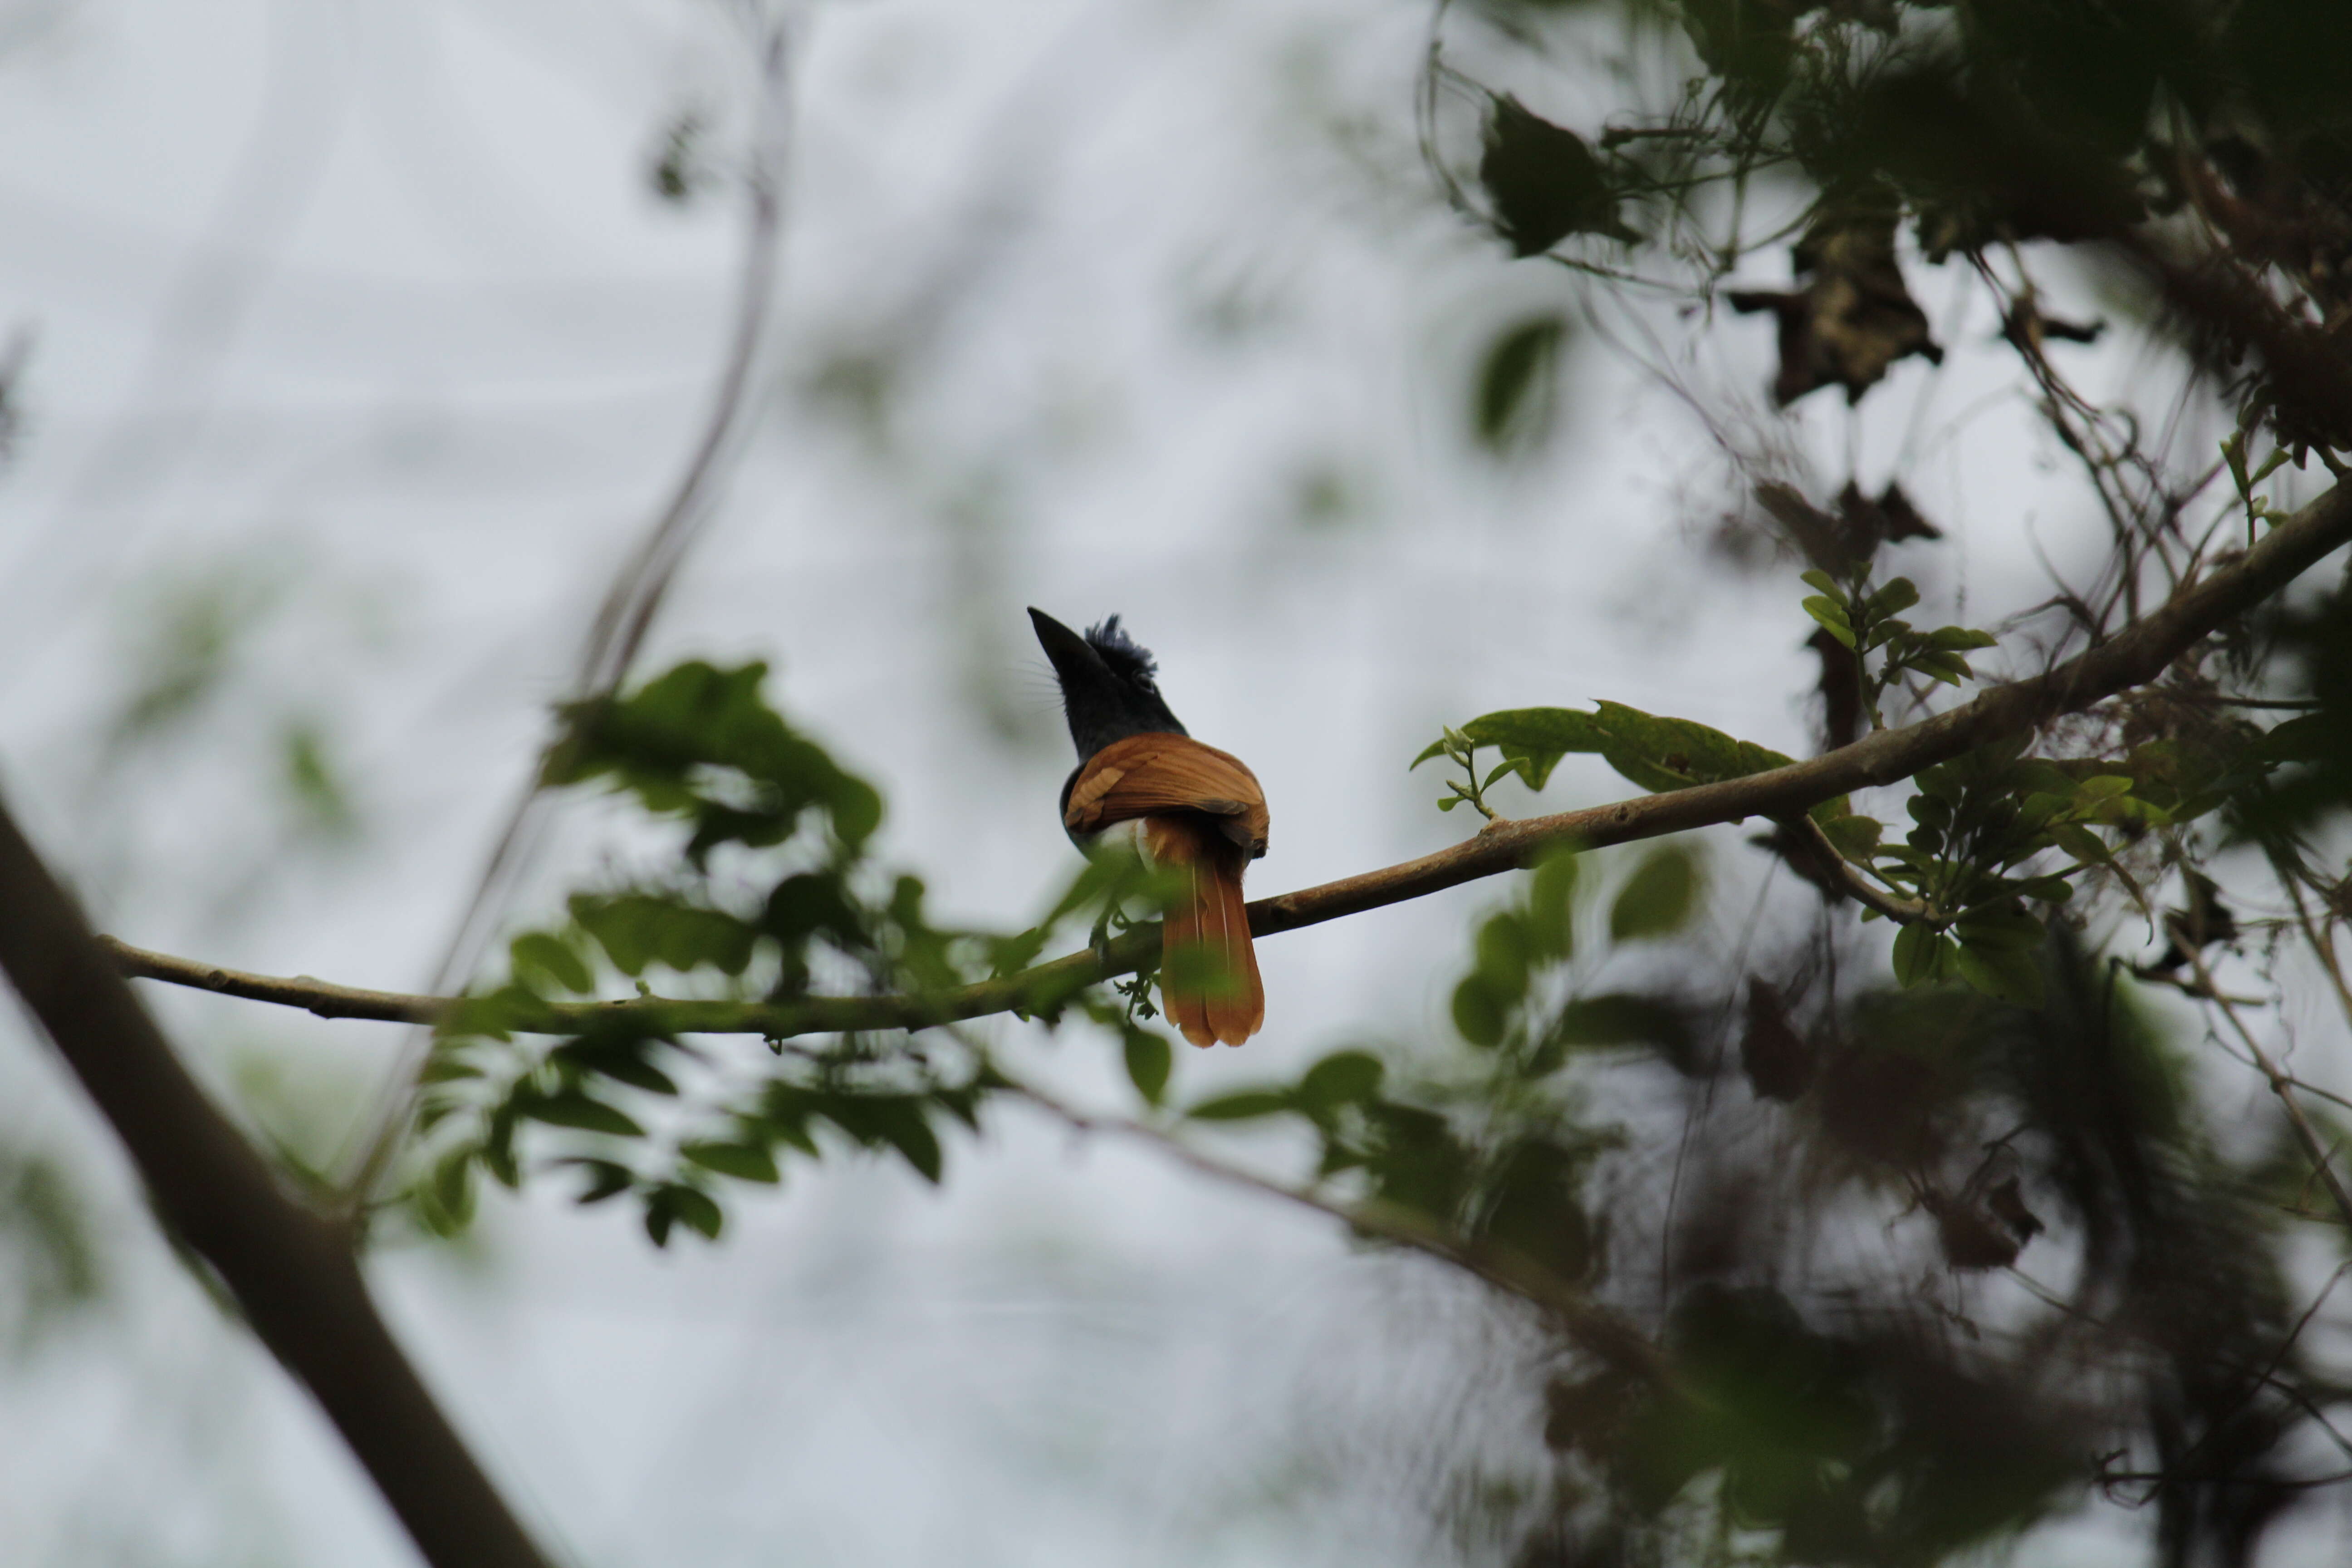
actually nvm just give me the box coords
[0,796,554,1568]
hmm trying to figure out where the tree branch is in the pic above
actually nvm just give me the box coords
[103,479,2352,1041]
[0,795,554,1568]
[1779,813,1932,922]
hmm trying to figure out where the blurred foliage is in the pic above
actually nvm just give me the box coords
[1418,889,2331,1567]
[647,108,713,206]
[411,661,1188,1246]
[105,568,281,749]
[407,631,2350,1560]
[1397,1,2352,1560]
[359,2,2352,1563]
[1474,313,1573,456]
[0,1147,101,1355]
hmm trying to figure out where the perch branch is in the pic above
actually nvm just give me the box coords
[103,480,2352,1040]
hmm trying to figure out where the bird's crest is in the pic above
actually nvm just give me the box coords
[1085,615,1159,684]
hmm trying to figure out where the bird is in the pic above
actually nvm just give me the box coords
[1028,607,1267,1047]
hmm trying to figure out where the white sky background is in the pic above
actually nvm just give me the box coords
[0,0,2346,1564]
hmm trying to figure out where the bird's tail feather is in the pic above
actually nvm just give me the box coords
[1145,815,1263,1047]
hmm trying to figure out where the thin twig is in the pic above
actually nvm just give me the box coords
[2283,875,2352,1039]
[342,25,796,1206]
[2183,942,2352,1232]
[1785,813,1930,922]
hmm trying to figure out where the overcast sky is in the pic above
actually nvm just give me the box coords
[1,1,2339,1564]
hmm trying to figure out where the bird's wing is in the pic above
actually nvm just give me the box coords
[1065,734,1269,856]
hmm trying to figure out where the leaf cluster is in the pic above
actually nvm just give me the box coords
[410,661,1159,1246]
[1798,570,1993,728]
[1448,0,2352,451]
[1166,845,1710,1285]
[1413,700,1847,821]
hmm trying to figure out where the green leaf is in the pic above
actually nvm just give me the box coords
[644,1182,724,1245]
[882,1109,945,1182]
[1955,940,2044,1006]
[564,1039,679,1097]
[1928,626,1998,651]
[1476,912,1535,1001]
[1445,707,1613,790]
[430,1151,475,1225]
[1431,704,1823,813]
[680,1141,780,1184]
[1474,314,1569,455]
[1820,813,1884,859]
[521,1091,644,1139]
[1548,992,1692,1068]
[1300,1050,1385,1110]
[985,925,1051,980]
[1474,1140,1594,1279]
[1123,1029,1172,1107]
[1907,651,1972,686]
[1452,975,1511,1047]
[1188,1089,1295,1122]
[2047,821,2111,864]
[436,984,549,1044]
[2259,713,2331,763]
[510,931,593,995]
[828,775,884,848]
[1802,598,1858,648]
[1525,848,1580,959]
[1610,846,1697,942]
[1798,569,1847,605]
[568,1159,634,1205]
[1864,576,1920,617]
[1955,906,2045,951]
[546,658,888,865]
[2076,775,2136,801]
[1591,701,1796,798]
[571,893,759,978]
[1891,921,1937,987]
[761,873,863,946]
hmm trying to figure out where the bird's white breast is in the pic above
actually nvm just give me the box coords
[1089,817,1154,861]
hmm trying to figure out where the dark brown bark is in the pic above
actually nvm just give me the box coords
[0,796,554,1568]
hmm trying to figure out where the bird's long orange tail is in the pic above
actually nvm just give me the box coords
[1144,815,1263,1047]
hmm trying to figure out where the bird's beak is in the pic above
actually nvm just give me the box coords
[1027,607,1101,691]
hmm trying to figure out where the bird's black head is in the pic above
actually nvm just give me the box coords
[1028,607,1189,760]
